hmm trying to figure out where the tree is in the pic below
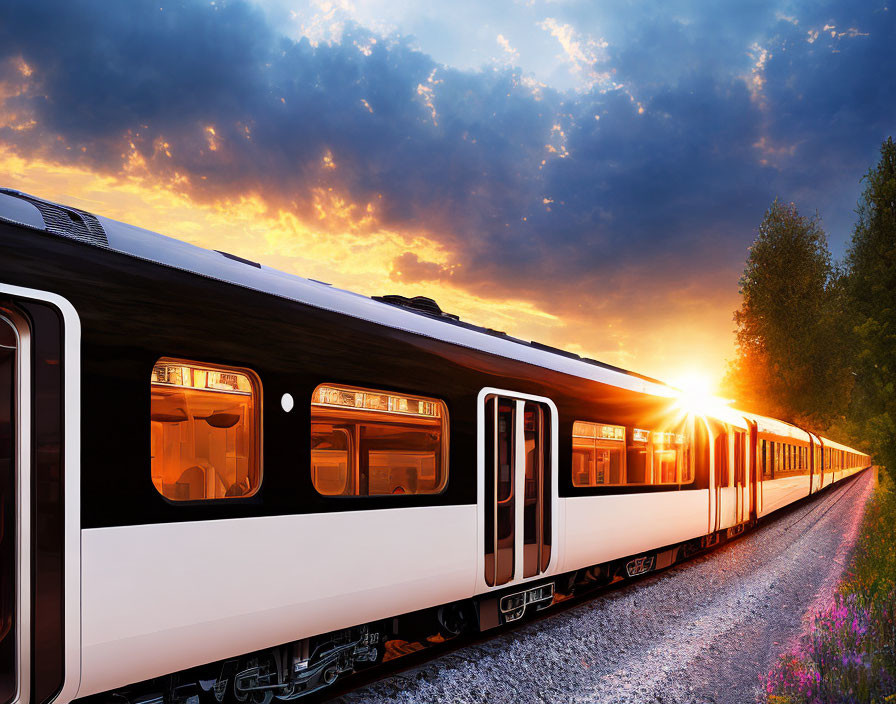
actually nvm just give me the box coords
[845,137,896,475]
[724,200,851,430]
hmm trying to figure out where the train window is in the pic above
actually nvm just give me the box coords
[653,431,690,484]
[151,359,261,501]
[310,384,448,496]
[484,396,516,586]
[572,421,625,486]
[524,402,551,576]
[311,425,352,494]
[715,432,729,487]
[574,424,691,487]
[733,432,745,486]
[655,440,677,483]
[681,433,695,484]
[695,420,710,482]
[626,428,650,484]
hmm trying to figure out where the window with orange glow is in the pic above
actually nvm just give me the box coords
[652,431,690,484]
[572,421,625,486]
[151,359,261,501]
[310,384,447,496]
[715,432,730,487]
[574,423,691,486]
[733,432,746,486]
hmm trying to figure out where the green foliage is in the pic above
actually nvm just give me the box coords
[725,200,850,430]
[762,475,896,703]
[845,137,896,480]
[841,472,896,605]
[757,136,896,704]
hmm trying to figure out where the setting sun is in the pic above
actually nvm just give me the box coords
[670,370,732,417]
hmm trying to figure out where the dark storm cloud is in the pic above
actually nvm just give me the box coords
[0,0,894,305]
[0,0,556,283]
[755,2,896,241]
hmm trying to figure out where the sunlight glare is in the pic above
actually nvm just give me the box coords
[670,370,732,417]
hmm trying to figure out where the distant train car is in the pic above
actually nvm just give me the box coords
[0,189,870,704]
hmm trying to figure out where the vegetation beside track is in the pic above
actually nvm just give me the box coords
[761,470,896,703]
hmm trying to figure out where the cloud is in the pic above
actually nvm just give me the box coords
[496,34,519,65]
[538,18,610,90]
[0,0,894,385]
[389,252,451,283]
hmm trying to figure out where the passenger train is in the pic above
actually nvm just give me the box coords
[0,188,870,704]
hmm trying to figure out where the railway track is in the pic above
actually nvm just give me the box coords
[322,470,874,704]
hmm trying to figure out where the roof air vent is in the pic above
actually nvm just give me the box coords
[373,294,460,321]
[215,250,261,268]
[0,188,108,247]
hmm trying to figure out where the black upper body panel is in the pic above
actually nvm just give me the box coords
[0,220,695,529]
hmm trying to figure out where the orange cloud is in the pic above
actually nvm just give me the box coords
[0,142,738,391]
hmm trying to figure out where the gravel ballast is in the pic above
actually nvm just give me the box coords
[334,470,875,704]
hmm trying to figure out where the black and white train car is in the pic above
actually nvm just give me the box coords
[0,189,870,704]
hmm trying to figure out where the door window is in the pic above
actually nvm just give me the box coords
[0,317,16,704]
[483,394,553,587]
[484,396,515,587]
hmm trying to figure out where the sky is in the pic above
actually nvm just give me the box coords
[1,0,894,391]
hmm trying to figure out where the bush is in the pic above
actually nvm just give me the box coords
[761,473,896,703]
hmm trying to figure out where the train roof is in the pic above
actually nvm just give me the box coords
[0,188,678,399]
[703,405,750,430]
[740,410,867,456]
[739,411,813,442]
[820,436,865,454]
[0,189,874,460]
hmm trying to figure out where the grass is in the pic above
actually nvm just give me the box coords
[760,469,896,703]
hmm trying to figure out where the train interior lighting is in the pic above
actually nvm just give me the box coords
[150,359,260,501]
[310,384,448,496]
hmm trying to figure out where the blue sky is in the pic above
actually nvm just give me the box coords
[0,0,893,385]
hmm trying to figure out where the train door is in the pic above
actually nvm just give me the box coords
[0,311,29,704]
[733,430,747,524]
[479,389,557,590]
[748,420,758,521]
[809,437,818,493]
[712,423,735,530]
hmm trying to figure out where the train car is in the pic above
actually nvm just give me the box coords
[0,189,871,704]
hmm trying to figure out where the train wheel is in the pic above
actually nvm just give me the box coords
[437,603,471,638]
[248,691,273,704]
